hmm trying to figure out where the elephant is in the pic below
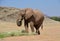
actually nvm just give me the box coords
[16,8,44,35]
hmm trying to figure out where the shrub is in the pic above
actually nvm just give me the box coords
[50,16,60,21]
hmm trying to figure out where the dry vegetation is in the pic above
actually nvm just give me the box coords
[0,7,20,22]
[0,7,60,41]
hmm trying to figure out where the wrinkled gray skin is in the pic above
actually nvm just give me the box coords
[16,8,44,35]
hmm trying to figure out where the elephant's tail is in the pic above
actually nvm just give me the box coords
[41,24,43,30]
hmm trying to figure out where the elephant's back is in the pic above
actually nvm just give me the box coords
[33,9,44,21]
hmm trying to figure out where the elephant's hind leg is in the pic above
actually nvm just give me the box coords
[34,25,40,35]
[41,24,43,30]
[36,29,40,35]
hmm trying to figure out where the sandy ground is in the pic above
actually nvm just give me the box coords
[0,18,60,41]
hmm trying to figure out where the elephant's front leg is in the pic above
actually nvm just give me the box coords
[30,22,34,32]
[24,20,29,33]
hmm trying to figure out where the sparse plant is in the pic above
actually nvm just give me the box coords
[4,10,7,12]
[0,30,35,38]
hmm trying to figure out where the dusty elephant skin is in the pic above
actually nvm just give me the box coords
[16,8,44,35]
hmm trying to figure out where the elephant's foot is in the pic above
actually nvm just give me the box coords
[38,30,40,35]
[36,30,40,35]
[25,29,29,33]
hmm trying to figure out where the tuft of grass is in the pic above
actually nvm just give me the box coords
[0,30,36,38]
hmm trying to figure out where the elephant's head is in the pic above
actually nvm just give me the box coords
[16,10,25,26]
[16,8,33,26]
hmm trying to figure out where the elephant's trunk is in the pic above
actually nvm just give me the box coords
[17,21,22,26]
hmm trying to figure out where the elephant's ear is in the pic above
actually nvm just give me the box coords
[24,8,34,19]
[20,10,25,15]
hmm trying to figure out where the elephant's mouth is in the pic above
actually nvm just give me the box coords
[17,21,22,26]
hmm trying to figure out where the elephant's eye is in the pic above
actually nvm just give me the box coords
[22,15,24,17]
[22,14,25,18]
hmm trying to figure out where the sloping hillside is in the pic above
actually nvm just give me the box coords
[0,7,20,22]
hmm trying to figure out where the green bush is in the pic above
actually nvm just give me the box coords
[50,16,60,21]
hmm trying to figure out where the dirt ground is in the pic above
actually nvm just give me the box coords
[0,18,60,41]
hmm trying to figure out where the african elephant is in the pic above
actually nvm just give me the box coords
[16,8,44,35]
